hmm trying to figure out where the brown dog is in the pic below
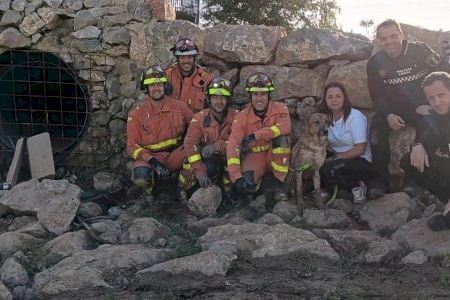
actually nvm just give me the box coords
[286,113,329,213]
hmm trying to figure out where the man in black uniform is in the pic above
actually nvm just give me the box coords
[399,72,450,230]
[367,19,449,198]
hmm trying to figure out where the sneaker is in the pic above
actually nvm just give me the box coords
[352,181,367,204]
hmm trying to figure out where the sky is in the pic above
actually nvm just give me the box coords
[336,0,450,37]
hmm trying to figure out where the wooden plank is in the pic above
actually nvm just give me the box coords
[5,138,25,185]
[27,132,55,179]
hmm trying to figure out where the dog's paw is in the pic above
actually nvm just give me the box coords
[296,198,305,214]
[314,192,325,209]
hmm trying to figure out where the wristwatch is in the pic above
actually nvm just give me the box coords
[410,142,422,151]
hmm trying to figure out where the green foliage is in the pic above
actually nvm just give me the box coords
[438,270,450,289]
[203,0,340,32]
[360,19,375,38]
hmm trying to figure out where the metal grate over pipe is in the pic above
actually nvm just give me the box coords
[0,50,91,156]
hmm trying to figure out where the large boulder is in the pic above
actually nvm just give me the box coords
[136,251,236,290]
[0,231,45,260]
[233,65,325,104]
[326,60,372,109]
[78,202,103,218]
[392,215,450,257]
[0,179,81,235]
[298,209,352,229]
[272,201,298,222]
[102,26,130,45]
[187,217,228,235]
[314,229,403,263]
[187,185,222,218]
[401,250,428,265]
[43,230,92,258]
[401,23,450,56]
[359,192,417,234]
[32,244,174,298]
[276,28,372,66]
[135,20,204,67]
[0,281,12,300]
[0,258,29,289]
[92,172,123,193]
[18,12,45,36]
[199,223,339,261]
[119,218,170,244]
[204,24,286,64]
[90,220,121,244]
[255,213,285,225]
[0,27,31,48]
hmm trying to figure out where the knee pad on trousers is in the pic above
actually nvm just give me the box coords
[203,155,223,180]
[272,135,290,148]
[133,166,154,189]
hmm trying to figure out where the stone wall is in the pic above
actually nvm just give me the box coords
[0,1,448,171]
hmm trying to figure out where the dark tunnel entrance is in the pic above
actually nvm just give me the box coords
[0,50,90,158]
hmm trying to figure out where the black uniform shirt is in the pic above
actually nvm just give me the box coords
[367,40,446,123]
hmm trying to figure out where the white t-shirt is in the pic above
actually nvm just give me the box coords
[327,108,372,162]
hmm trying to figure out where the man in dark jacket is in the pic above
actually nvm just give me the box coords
[400,72,450,231]
[367,19,448,198]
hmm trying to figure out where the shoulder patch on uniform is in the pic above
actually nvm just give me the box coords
[426,52,441,67]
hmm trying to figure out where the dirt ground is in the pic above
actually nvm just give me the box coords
[12,170,450,300]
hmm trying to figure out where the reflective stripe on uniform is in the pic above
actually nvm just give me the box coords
[183,162,191,170]
[143,136,182,151]
[223,177,231,184]
[143,77,168,85]
[188,153,202,164]
[271,161,288,173]
[250,144,270,152]
[246,86,275,92]
[132,147,144,160]
[227,157,241,166]
[270,125,281,138]
[272,147,291,154]
[208,88,231,96]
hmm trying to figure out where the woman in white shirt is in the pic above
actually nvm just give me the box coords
[319,82,376,203]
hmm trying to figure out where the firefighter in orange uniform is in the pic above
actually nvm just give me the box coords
[227,72,291,199]
[179,77,238,198]
[127,66,193,196]
[165,38,214,113]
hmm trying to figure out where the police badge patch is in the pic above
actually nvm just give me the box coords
[426,53,441,67]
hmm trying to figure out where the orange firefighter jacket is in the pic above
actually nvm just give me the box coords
[127,95,193,162]
[183,108,238,177]
[226,101,291,182]
[165,64,214,113]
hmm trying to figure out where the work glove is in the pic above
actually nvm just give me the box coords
[240,134,256,153]
[197,175,211,188]
[148,157,170,180]
[201,144,218,159]
[234,176,254,194]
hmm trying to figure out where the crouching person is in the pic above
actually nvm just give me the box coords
[127,66,193,198]
[399,72,450,230]
[227,72,291,205]
[179,77,237,201]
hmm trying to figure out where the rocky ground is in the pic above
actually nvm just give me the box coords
[1,171,450,299]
